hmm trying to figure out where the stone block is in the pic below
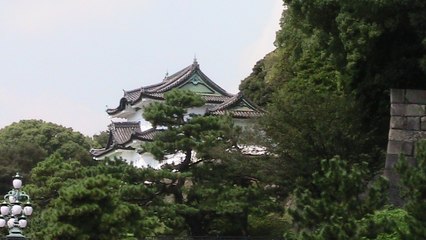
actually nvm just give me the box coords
[405,104,426,116]
[390,104,405,116]
[391,104,425,116]
[384,153,404,207]
[388,129,413,141]
[387,140,414,155]
[390,89,405,103]
[406,117,421,130]
[421,116,426,130]
[390,117,420,130]
[390,116,405,129]
[405,89,426,104]
[388,129,426,141]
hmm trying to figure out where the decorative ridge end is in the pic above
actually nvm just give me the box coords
[193,55,199,67]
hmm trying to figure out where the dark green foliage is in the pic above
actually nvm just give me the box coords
[264,85,382,193]
[143,89,204,128]
[142,89,281,236]
[36,175,145,240]
[240,2,426,238]
[286,157,388,239]
[0,120,92,193]
[91,130,109,148]
[27,155,88,207]
[278,0,426,90]
[291,0,424,139]
[0,120,91,156]
[357,207,409,240]
[27,156,171,239]
[239,51,284,107]
[186,150,284,236]
[143,90,235,168]
[242,1,426,199]
[396,141,426,239]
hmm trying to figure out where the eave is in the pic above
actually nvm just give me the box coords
[106,60,233,116]
[91,124,160,159]
[206,92,266,119]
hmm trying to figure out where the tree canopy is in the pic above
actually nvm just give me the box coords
[241,0,426,149]
[141,89,283,236]
[0,120,93,193]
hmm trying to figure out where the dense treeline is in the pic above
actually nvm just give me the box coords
[241,0,426,162]
[239,0,426,238]
[0,120,94,193]
[0,0,425,239]
[242,0,426,200]
[1,118,425,238]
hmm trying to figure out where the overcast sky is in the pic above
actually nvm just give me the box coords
[0,1,283,136]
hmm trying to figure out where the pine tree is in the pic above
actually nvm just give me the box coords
[287,157,387,239]
[396,140,426,239]
[27,156,172,239]
[142,89,280,236]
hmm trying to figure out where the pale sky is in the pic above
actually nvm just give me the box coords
[0,1,283,136]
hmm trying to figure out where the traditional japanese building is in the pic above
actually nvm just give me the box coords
[90,59,264,167]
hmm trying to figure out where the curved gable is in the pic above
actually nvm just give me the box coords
[179,73,220,95]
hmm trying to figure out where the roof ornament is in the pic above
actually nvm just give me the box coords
[193,54,198,66]
[163,70,169,82]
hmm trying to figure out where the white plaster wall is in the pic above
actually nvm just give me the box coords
[127,109,152,131]
[114,150,162,169]
[128,141,155,168]
[127,109,143,122]
[136,152,160,168]
[134,152,186,169]
[127,140,182,168]
[95,149,140,164]
[121,151,140,165]
[109,104,136,119]
[94,152,119,161]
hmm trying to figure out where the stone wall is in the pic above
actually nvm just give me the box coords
[385,89,426,205]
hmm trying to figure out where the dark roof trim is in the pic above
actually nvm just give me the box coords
[106,61,233,115]
[207,92,265,118]
[90,124,160,158]
[90,146,135,158]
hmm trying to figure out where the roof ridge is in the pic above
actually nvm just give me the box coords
[111,121,140,126]
[209,92,242,111]
[123,87,144,96]
[107,60,234,116]
[163,64,194,82]
[148,63,196,93]
[207,92,266,114]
